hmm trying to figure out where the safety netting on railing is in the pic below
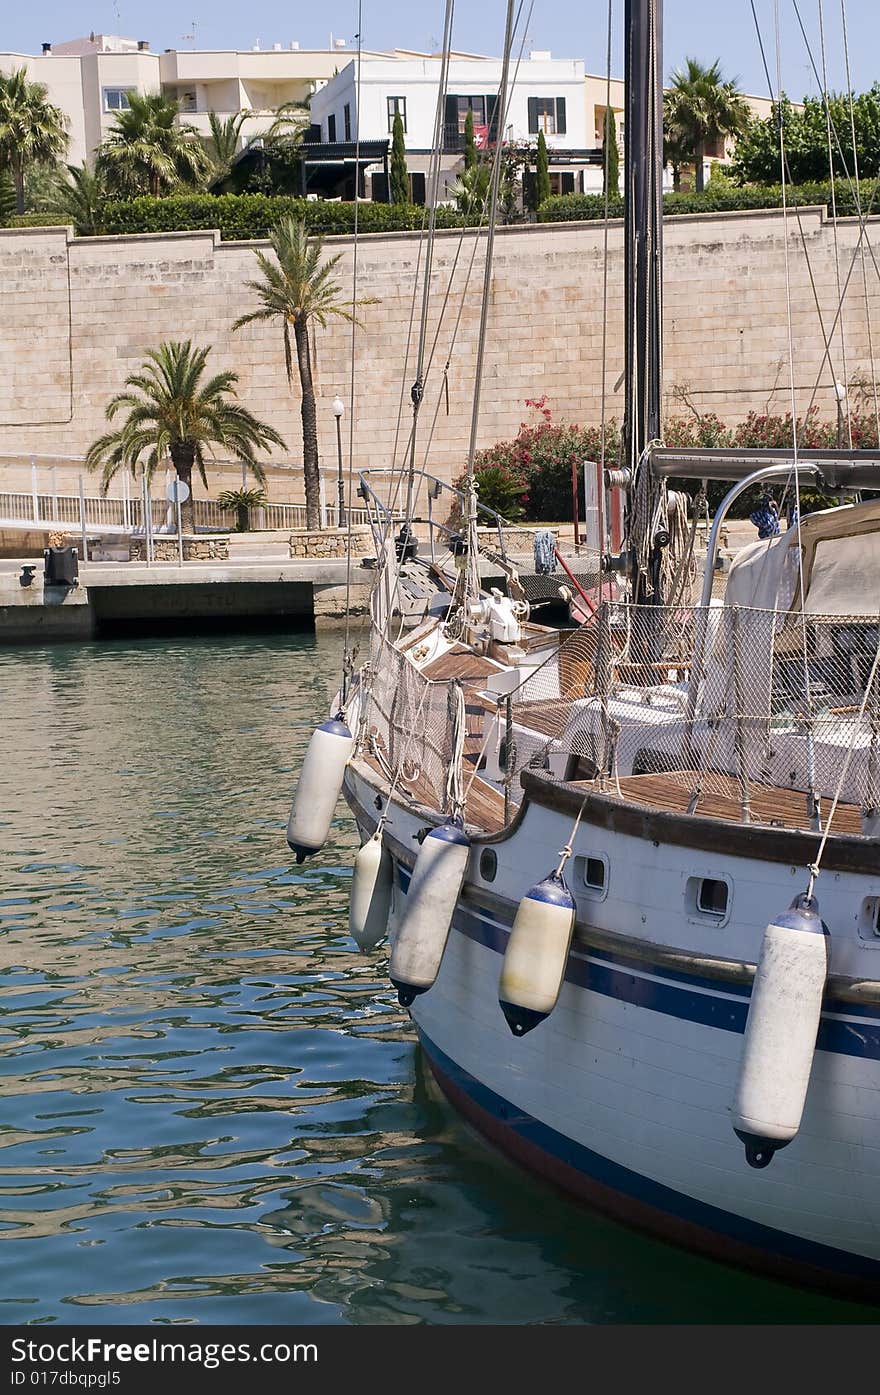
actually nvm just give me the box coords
[359,623,472,817]
[504,601,880,833]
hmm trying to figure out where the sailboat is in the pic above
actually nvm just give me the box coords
[288,0,880,1300]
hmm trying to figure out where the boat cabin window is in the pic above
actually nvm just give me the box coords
[573,854,608,898]
[479,848,497,883]
[697,878,728,917]
[857,897,880,943]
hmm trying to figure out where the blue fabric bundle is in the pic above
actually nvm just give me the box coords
[749,496,780,539]
[533,529,557,574]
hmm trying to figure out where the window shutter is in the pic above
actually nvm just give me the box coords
[555,97,567,135]
[486,93,498,139]
[561,171,575,193]
[527,97,539,134]
[445,94,459,129]
[409,172,426,205]
[371,172,389,203]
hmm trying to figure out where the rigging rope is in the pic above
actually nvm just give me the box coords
[773,0,820,829]
[342,0,365,703]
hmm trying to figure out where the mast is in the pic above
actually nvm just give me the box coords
[622,0,664,602]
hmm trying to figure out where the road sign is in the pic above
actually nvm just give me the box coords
[166,478,191,503]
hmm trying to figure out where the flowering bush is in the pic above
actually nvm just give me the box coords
[451,399,878,525]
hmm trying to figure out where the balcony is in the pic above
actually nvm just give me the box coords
[442,124,466,154]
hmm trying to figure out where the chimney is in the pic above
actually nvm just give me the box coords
[290,41,300,50]
[137,40,150,51]
[42,42,52,55]
[273,42,282,51]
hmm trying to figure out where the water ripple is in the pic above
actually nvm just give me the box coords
[0,634,874,1326]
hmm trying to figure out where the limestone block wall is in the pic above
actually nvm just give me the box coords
[0,209,877,508]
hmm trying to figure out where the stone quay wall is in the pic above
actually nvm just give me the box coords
[287,526,373,559]
[1,209,877,506]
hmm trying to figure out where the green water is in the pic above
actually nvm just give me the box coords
[0,633,876,1325]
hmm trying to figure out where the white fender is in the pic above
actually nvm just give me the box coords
[732,893,828,1168]
[389,821,470,1006]
[499,872,576,1036]
[287,717,353,863]
[349,830,393,952]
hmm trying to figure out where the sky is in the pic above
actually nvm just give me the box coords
[3,2,878,100]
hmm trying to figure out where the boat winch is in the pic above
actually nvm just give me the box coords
[286,716,354,864]
[389,820,471,1007]
[732,893,828,1168]
[498,871,576,1036]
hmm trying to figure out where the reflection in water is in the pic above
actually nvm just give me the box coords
[0,634,875,1325]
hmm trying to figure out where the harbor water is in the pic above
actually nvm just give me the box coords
[0,632,876,1325]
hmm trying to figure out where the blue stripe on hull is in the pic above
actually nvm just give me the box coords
[418,1028,880,1295]
[395,865,880,1059]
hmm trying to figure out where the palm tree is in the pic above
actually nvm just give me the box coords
[449,162,491,217]
[97,91,212,197]
[85,341,285,534]
[263,100,310,150]
[664,58,750,193]
[206,110,250,184]
[233,217,375,530]
[47,163,107,236]
[0,67,68,213]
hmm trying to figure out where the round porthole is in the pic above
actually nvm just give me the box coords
[479,847,497,883]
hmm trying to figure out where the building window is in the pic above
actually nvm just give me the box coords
[387,96,406,133]
[179,90,197,113]
[344,102,351,141]
[327,113,337,142]
[103,88,132,113]
[527,96,567,136]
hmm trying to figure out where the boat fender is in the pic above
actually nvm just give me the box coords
[286,716,354,864]
[732,893,828,1168]
[498,871,576,1037]
[389,820,471,1007]
[349,830,393,952]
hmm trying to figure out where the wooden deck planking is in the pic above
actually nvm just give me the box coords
[611,769,863,835]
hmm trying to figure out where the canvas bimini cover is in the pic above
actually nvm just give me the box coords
[722,499,880,616]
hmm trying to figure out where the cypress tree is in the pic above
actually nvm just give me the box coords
[0,170,15,225]
[390,111,409,204]
[536,129,551,207]
[464,107,477,169]
[603,107,620,196]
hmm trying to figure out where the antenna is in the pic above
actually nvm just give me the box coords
[180,20,197,47]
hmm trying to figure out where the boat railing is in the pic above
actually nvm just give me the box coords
[357,465,531,568]
[359,600,880,834]
[505,601,880,830]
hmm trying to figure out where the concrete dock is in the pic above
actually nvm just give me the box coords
[0,557,373,643]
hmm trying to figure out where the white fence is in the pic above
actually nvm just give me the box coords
[0,457,371,537]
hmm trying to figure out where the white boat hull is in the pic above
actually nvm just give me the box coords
[344,761,880,1300]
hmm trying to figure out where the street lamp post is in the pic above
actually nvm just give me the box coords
[332,395,345,527]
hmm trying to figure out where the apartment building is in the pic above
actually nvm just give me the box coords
[0,32,386,166]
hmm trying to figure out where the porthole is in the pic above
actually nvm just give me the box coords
[479,847,497,883]
[686,875,731,923]
[573,853,609,901]
[698,879,729,917]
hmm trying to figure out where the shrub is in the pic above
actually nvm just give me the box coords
[538,180,864,223]
[450,460,530,523]
[101,193,468,240]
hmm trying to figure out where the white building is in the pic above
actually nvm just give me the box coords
[0,33,390,167]
[309,51,599,203]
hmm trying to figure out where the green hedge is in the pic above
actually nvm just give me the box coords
[9,212,70,228]
[538,180,864,222]
[102,194,469,240]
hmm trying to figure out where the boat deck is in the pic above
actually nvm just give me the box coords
[361,751,508,835]
[600,769,863,835]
